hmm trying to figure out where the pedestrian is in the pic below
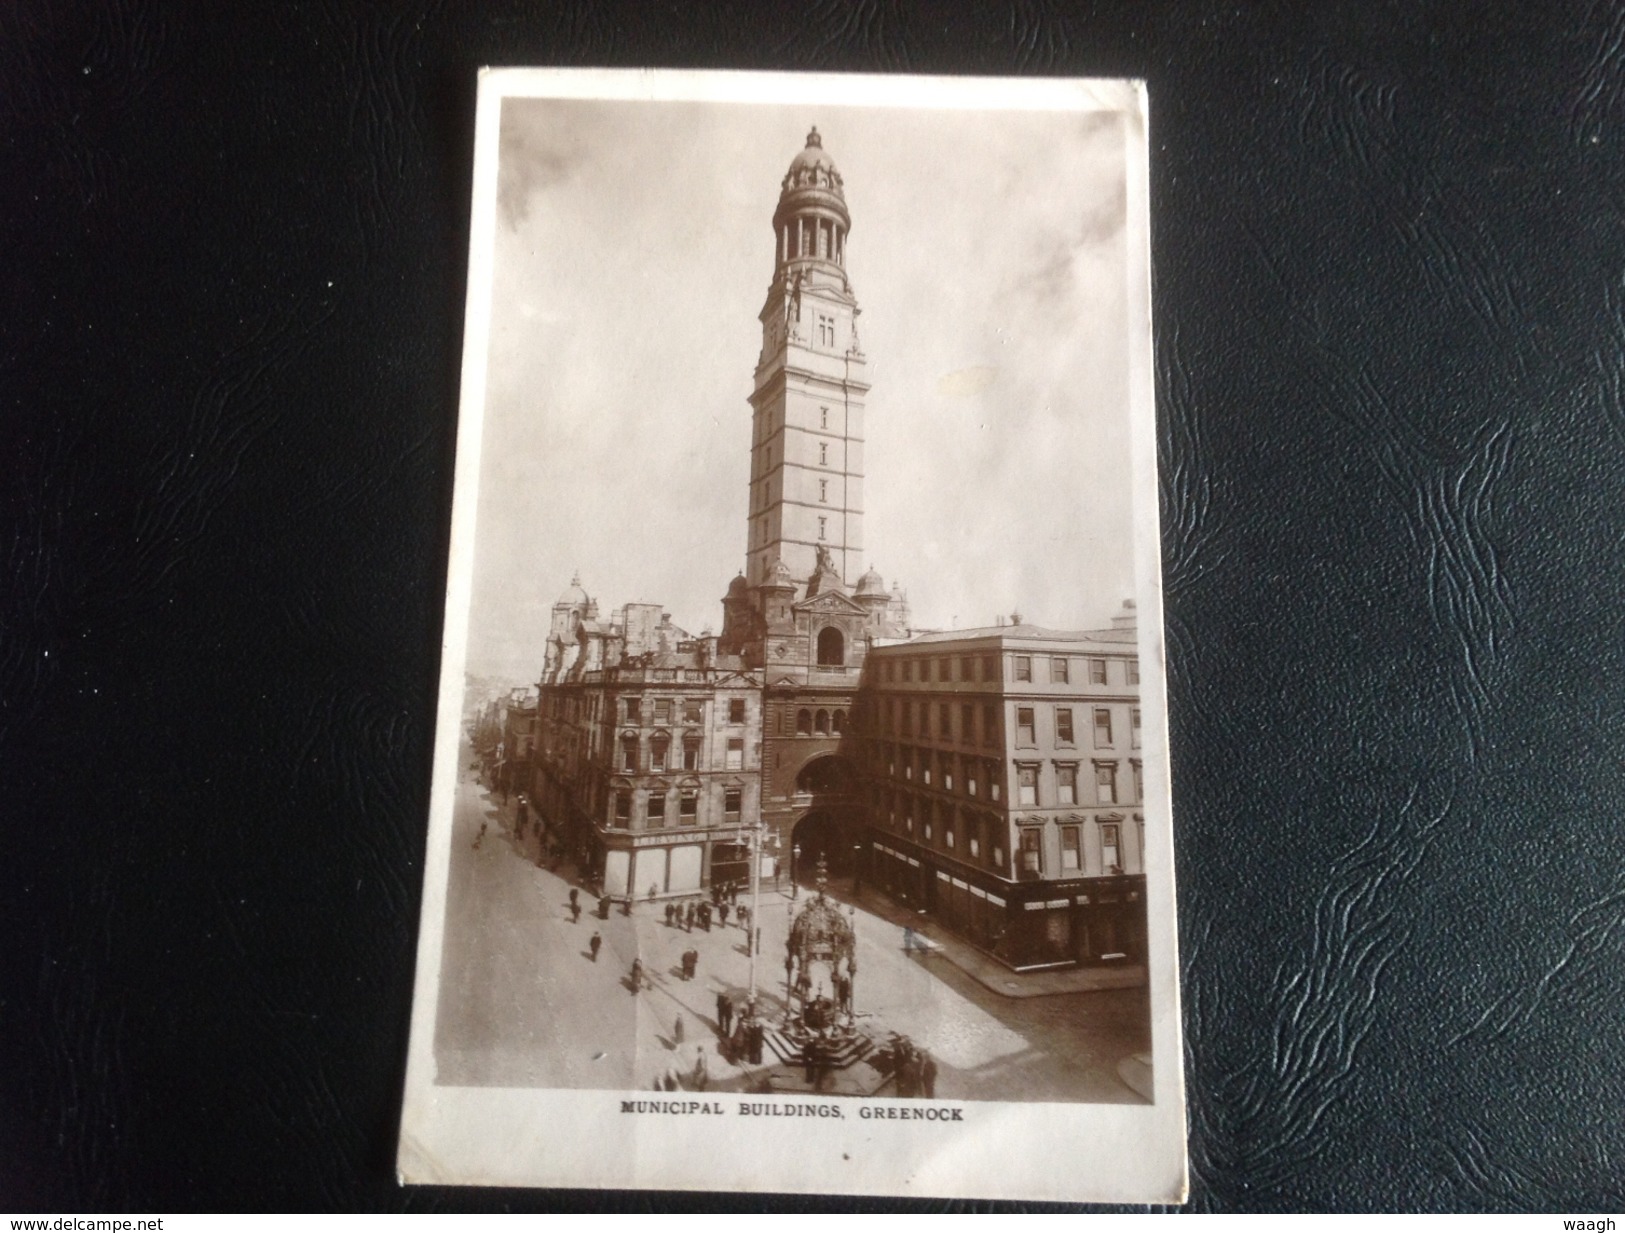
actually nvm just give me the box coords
[692,1046,709,1092]
[699,902,711,932]
[516,799,528,836]
[921,1048,938,1099]
[903,925,915,953]
[569,888,579,909]
[683,948,698,981]
[717,992,734,1038]
[664,902,674,928]
[570,900,581,924]
[674,1015,685,1046]
[772,857,781,888]
[589,931,601,962]
[630,957,643,993]
[599,897,609,920]
[718,902,730,928]
[684,902,695,932]
[747,1019,765,1065]
[648,884,658,905]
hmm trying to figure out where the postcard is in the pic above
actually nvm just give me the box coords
[398,67,1184,1204]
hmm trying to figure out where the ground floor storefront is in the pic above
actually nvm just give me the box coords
[866,831,1147,971]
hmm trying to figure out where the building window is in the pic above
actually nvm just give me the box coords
[819,478,828,503]
[982,703,997,746]
[1016,707,1036,747]
[729,698,745,724]
[650,735,670,773]
[624,698,641,723]
[817,515,827,539]
[820,406,829,429]
[992,839,1005,868]
[1089,658,1107,685]
[1101,823,1121,873]
[620,735,638,773]
[967,763,978,796]
[1132,707,1142,748]
[901,701,913,736]
[989,762,1001,802]
[819,442,829,466]
[982,655,998,682]
[817,314,835,347]
[944,813,956,850]
[1094,708,1113,747]
[816,626,844,667]
[904,747,913,780]
[682,737,699,771]
[1018,827,1042,877]
[1013,655,1032,682]
[1132,759,1143,803]
[1050,824,1077,872]
[1096,763,1118,804]
[724,789,741,819]
[942,753,954,792]
[615,791,630,824]
[683,700,702,724]
[960,656,975,680]
[1051,657,1070,684]
[680,792,698,824]
[884,661,895,682]
[961,703,975,745]
[654,699,671,724]
[1127,658,1140,685]
[726,738,744,771]
[923,805,933,842]
[902,660,913,682]
[797,708,812,736]
[648,793,666,827]
[939,658,952,682]
[922,754,932,786]
[832,708,846,735]
[1057,764,1078,806]
[1056,707,1075,746]
[815,709,830,736]
[1017,763,1038,806]
[938,703,951,740]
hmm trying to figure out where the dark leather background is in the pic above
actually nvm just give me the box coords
[5,0,1625,1213]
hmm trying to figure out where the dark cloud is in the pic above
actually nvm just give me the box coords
[497,104,586,231]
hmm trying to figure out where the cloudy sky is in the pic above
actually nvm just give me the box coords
[464,92,1139,682]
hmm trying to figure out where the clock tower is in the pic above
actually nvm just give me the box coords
[744,127,870,592]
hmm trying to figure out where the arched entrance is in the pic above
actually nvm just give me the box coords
[792,810,851,881]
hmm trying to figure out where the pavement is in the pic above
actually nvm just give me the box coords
[433,758,1152,1104]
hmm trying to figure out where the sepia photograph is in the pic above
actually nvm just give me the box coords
[399,69,1183,1203]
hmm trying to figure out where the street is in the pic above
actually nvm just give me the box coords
[433,758,1151,1102]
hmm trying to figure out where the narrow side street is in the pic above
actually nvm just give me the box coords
[434,755,1151,1102]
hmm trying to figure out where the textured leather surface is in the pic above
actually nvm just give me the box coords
[5,0,1625,1213]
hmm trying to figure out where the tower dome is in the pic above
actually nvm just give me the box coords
[773,127,850,268]
[854,565,887,598]
[557,572,588,606]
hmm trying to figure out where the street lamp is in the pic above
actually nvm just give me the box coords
[792,842,802,888]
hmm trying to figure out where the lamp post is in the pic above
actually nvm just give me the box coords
[747,815,762,1014]
[792,842,802,891]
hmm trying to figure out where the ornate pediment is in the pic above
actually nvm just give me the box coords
[793,591,865,616]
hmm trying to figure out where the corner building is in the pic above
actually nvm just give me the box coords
[533,579,764,901]
[857,608,1148,970]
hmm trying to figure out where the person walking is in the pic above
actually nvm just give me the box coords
[569,887,580,911]
[921,1048,939,1099]
[699,902,711,932]
[718,902,730,928]
[691,1046,709,1091]
[589,931,601,962]
[673,1014,685,1046]
[570,899,581,924]
[647,884,658,906]
[716,992,734,1039]
[630,956,643,994]
[684,902,695,932]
